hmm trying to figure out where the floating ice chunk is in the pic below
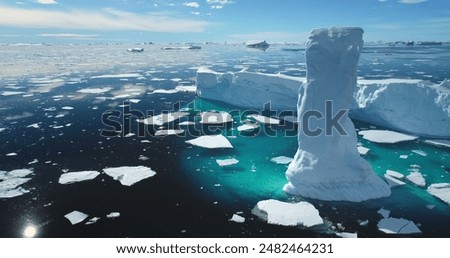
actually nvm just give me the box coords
[154,129,184,136]
[270,156,294,165]
[0,128,5,133]
[384,174,406,187]
[151,89,178,94]
[386,170,404,180]
[58,171,100,184]
[216,158,239,167]
[64,211,89,225]
[129,99,141,103]
[426,204,435,210]
[406,172,426,187]
[200,111,233,124]
[399,155,409,159]
[424,139,450,148]
[1,91,25,96]
[28,159,39,165]
[186,135,233,149]
[237,123,259,132]
[103,166,156,186]
[411,150,427,157]
[427,183,450,205]
[175,85,196,92]
[253,199,323,227]
[377,217,422,234]
[106,212,121,219]
[0,187,30,198]
[247,114,280,125]
[6,153,18,156]
[377,208,390,218]
[335,232,358,238]
[77,87,113,94]
[178,121,196,126]
[229,214,245,223]
[27,123,40,129]
[86,217,101,225]
[90,73,141,79]
[358,130,418,143]
[61,106,74,110]
[137,112,189,126]
[8,169,33,178]
[358,219,369,227]
[357,146,370,155]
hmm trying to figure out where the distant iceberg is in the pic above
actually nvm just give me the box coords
[245,40,269,50]
[127,48,144,53]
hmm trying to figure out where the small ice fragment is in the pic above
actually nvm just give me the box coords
[178,121,195,126]
[358,130,418,143]
[424,140,450,148]
[377,208,390,218]
[270,156,294,165]
[86,217,101,225]
[426,204,435,210]
[216,158,239,167]
[358,219,369,227]
[406,172,426,187]
[103,166,156,186]
[200,111,233,124]
[336,232,358,238]
[186,135,233,149]
[386,170,404,180]
[58,171,100,184]
[6,153,18,156]
[27,123,40,129]
[384,174,406,187]
[129,99,141,103]
[427,183,450,205]
[357,146,370,155]
[138,155,149,161]
[77,87,113,94]
[61,106,74,110]
[237,123,259,132]
[229,214,245,223]
[154,129,184,136]
[377,217,422,234]
[137,112,189,126]
[0,128,5,133]
[247,114,280,125]
[106,212,121,219]
[399,155,409,159]
[412,150,427,157]
[64,211,89,225]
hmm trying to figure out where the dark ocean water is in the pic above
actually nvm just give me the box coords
[1,43,449,237]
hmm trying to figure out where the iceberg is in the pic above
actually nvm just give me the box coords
[64,211,89,225]
[377,217,422,234]
[245,40,270,50]
[186,134,233,149]
[358,130,418,144]
[252,199,323,227]
[406,172,426,187]
[103,166,156,186]
[237,123,259,132]
[284,27,391,202]
[58,171,100,184]
[427,183,450,205]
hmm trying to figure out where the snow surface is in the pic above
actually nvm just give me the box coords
[270,156,294,165]
[64,211,89,225]
[103,166,156,186]
[186,135,233,149]
[284,27,391,202]
[253,199,323,227]
[406,172,426,187]
[358,130,418,143]
[58,171,100,184]
[427,183,450,205]
[216,158,239,167]
[377,217,422,234]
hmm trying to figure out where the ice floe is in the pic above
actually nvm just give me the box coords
[335,232,358,238]
[200,111,233,124]
[6,153,18,156]
[0,169,33,199]
[406,172,426,187]
[61,106,74,110]
[137,112,189,126]
[270,156,294,165]
[77,87,113,94]
[358,130,418,144]
[58,171,100,184]
[377,208,390,218]
[154,129,185,137]
[427,183,450,205]
[424,139,450,148]
[216,158,239,167]
[103,166,156,186]
[106,212,121,219]
[253,199,323,227]
[1,91,25,96]
[186,135,233,149]
[90,73,141,79]
[229,214,245,223]
[384,174,406,187]
[377,217,422,234]
[86,217,101,225]
[412,150,427,157]
[386,170,404,180]
[237,123,259,132]
[64,211,89,225]
[357,146,370,155]
[247,114,280,125]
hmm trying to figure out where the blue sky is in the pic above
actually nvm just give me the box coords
[0,0,449,43]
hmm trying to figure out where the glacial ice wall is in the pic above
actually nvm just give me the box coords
[285,27,391,202]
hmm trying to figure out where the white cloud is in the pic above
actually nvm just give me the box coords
[39,33,98,40]
[379,0,388,2]
[211,5,223,9]
[191,11,201,15]
[0,6,210,33]
[183,2,200,8]
[206,0,233,9]
[398,0,427,4]
[35,0,57,4]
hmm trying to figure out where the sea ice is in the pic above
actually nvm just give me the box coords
[61,106,74,110]
[427,183,450,205]
[6,153,18,156]
[1,91,25,96]
[357,146,370,155]
[216,158,239,167]
[86,217,101,225]
[253,199,323,227]
[237,123,259,132]
[106,212,121,219]
[377,208,390,219]
[64,211,89,225]
[412,150,427,157]
[200,111,233,124]
[229,214,245,223]
[406,172,426,187]
[0,169,33,199]
[137,112,189,126]
[424,139,450,148]
[247,114,280,125]
[358,130,418,144]
[77,87,113,94]
[335,232,358,238]
[154,129,184,136]
[386,170,404,180]
[103,166,156,186]
[384,174,406,187]
[58,171,100,184]
[186,135,233,149]
[270,156,294,165]
[377,217,422,234]
[90,73,141,79]
[284,27,391,202]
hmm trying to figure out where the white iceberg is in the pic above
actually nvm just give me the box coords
[186,135,233,149]
[284,27,391,202]
[154,129,184,136]
[103,166,156,186]
[427,183,450,205]
[358,130,418,144]
[200,111,233,124]
[229,214,245,223]
[253,199,323,227]
[406,172,426,187]
[64,211,89,225]
[377,217,422,234]
[58,171,100,184]
[247,114,280,125]
[216,158,239,167]
[270,156,294,165]
[137,112,189,126]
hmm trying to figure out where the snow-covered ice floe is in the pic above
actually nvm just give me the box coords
[377,208,390,218]
[0,168,33,199]
[270,156,294,165]
[103,166,156,186]
[64,211,89,225]
[216,158,239,167]
[377,217,422,234]
[406,172,426,187]
[358,130,418,144]
[186,134,233,149]
[252,199,323,227]
[427,183,450,205]
[58,171,100,184]
[386,170,404,180]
